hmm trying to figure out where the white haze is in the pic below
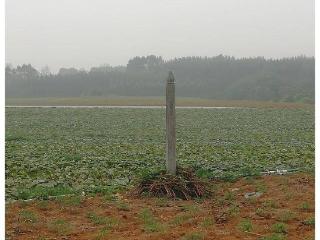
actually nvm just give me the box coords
[6,0,314,72]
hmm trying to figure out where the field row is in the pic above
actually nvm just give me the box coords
[5,108,314,199]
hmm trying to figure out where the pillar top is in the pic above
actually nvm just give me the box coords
[167,71,175,84]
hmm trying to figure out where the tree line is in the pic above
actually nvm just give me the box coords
[5,55,314,103]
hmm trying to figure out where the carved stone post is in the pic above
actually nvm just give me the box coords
[166,71,176,175]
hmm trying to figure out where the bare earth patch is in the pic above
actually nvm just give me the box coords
[6,173,314,240]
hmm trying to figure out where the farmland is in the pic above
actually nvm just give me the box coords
[5,107,314,200]
[5,107,315,240]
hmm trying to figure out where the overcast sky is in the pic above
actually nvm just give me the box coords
[6,0,314,72]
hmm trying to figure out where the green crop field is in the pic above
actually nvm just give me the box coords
[5,107,314,200]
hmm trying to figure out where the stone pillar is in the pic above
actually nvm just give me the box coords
[166,71,176,175]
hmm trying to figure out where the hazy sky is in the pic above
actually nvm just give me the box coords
[6,0,314,72]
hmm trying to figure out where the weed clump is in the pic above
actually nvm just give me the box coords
[138,208,165,232]
[132,167,209,200]
[302,217,315,226]
[238,218,253,232]
[271,222,288,234]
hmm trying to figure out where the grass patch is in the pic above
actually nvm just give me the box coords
[302,237,315,240]
[216,191,237,207]
[180,204,200,213]
[224,191,236,202]
[18,210,37,223]
[48,219,72,235]
[171,213,193,226]
[95,226,110,240]
[214,204,240,223]
[271,222,288,234]
[103,192,118,202]
[227,204,240,217]
[277,210,296,222]
[246,196,258,205]
[17,200,30,208]
[255,182,267,193]
[155,197,170,207]
[299,202,311,211]
[284,192,293,200]
[87,212,109,225]
[262,199,278,209]
[87,212,119,227]
[116,201,130,211]
[302,217,315,226]
[37,200,50,211]
[180,232,205,240]
[256,208,272,219]
[260,233,287,240]
[238,219,253,232]
[138,208,165,233]
[200,217,214,227]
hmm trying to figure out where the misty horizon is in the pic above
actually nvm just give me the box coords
[5,54,315,73]
[6,55,314,103]
[6,0,314,73]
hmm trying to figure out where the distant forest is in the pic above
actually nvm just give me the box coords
[5,55,315,103]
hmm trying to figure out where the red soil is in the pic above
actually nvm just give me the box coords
[6,173,314,240]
